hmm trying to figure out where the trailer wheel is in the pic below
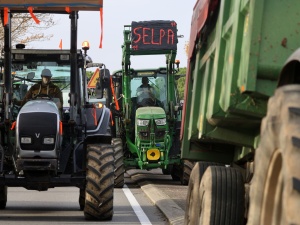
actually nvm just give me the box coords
[193,166,244,225]
[84,144,114,220]
[248,85,300,225]
[112,138,125,188]
[184,162,223,225]
[0,186,7,209]
[79,188,85,210]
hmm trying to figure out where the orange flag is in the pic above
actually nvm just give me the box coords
[3,7,8,26]
[65,7,71,13]
[59,39,62,49]
[99,7,103,48]
[28,7,40,24]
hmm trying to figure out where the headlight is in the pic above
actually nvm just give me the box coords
[94,102,103,108]
[137,119,149,126]
[43,137,55,144]
[155,118,166,126]
[21,137,32,144]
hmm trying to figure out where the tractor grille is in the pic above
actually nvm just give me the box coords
[19,112,57,151]
[139,129,150,140]
[138,128,166,140]
[155,128,165,140]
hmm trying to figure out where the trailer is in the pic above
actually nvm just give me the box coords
[182,0,300,224]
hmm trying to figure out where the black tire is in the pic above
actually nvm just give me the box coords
[171,160,195,185]
[0,186,7,209]
[171,164,181,181]
[84,144,114,220]
[196,166,244,225]
[184,162,222,225]
[112,138,124,188]
[162,165,172,175]
[181,160,194,185]
[79,188,85,211]
[248,85,300,225]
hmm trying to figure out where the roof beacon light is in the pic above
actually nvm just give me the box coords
[175,59,180,69]
[82,41,90,51]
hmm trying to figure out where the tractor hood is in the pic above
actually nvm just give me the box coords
[15,99,61,161]
[136,107,165,119]
[19,99,60,114]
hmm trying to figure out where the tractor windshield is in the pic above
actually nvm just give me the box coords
[131,74,167,109]
[12,62,71,108]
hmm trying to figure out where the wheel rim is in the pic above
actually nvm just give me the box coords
[261,150,283,225]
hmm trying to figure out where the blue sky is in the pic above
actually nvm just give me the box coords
[33,0,196,73]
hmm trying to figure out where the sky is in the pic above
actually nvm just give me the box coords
[32,0,196,73]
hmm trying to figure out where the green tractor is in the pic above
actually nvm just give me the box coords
[107,21,191,187]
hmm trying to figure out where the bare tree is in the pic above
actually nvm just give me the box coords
[0,13,56,48]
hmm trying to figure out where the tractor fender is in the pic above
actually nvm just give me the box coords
[85,106,111,135]
[278,48,300,87]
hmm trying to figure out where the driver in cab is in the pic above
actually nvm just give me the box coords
[17,68,63,109]
[136,77,157,107]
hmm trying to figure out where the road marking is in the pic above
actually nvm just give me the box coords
[122,184,152,225]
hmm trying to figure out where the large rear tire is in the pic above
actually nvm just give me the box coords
[79,188,85,210]
[248,85,300,225]
[112,138,125,188]
[84,144,114,220]
[0,186,7,209]
[196,166,244,225]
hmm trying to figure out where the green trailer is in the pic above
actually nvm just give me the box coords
[182,0,300,224]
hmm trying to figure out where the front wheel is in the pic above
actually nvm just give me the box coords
[84,144,114,220]
[181,160,194,185]
[162,165,172,175]
[0,186,7,209]
[171,160,194,185]
[112,138,125,188]
[79,188,85,211]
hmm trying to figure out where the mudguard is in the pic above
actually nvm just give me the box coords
[84,105,110,136]
[278,48,300,87]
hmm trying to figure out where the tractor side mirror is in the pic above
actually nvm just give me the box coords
[95,68,110,99]
[27,72,35,80]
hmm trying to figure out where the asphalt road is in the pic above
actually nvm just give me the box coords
[126,169,188,225]
[0,169,187,225]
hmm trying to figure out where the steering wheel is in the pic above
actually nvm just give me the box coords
[32,93,53,100]
[139,98,156,107]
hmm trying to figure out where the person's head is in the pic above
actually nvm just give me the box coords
[41,68,52,85]
[142,77,149,86]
